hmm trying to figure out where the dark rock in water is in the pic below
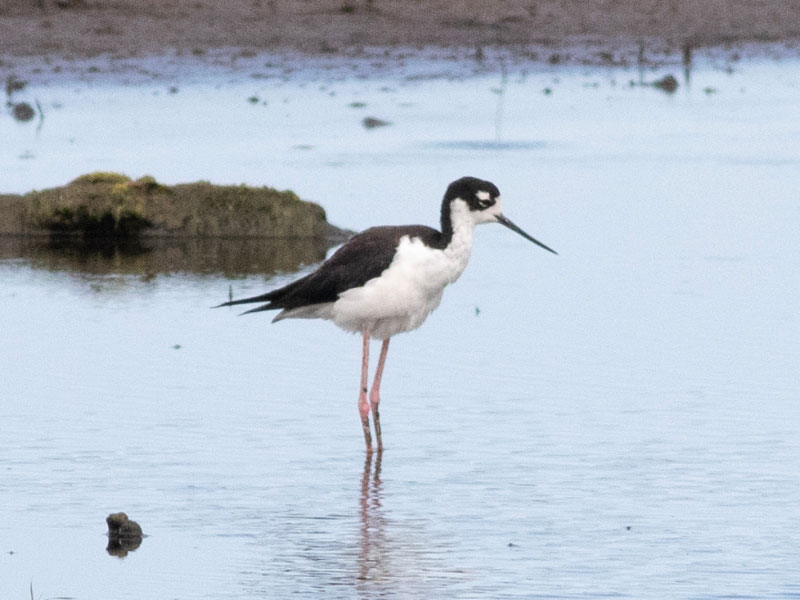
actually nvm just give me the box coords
[107,512,143,537]
[362,116,390,129]
[11,102,35,122]
[106,512,143,558]
[653,74,679,93]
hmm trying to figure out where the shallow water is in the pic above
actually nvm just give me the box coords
[2,52,799,599]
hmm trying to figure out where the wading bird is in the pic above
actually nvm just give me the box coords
[217,176,556,452]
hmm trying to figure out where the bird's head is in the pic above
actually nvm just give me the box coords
[443,176,557,254]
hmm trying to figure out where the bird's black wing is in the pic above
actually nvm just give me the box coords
[216,225,443,314]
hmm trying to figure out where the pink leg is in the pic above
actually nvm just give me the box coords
[369,338,390,452]
[359,329,373,452]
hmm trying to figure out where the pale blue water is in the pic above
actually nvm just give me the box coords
[1,50,799,599]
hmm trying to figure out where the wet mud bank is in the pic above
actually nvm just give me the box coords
[2,0,800,87]
[3,0,800,61]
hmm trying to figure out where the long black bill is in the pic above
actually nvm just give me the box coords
[495,214,558,255]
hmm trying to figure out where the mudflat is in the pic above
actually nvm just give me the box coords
[2,0,799,62]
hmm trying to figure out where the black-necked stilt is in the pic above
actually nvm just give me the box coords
[217,176,556,452]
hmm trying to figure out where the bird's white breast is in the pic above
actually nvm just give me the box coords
[332,220,474,339]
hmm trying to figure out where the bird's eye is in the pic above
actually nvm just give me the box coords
[478,198,494,209]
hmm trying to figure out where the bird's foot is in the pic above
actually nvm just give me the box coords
[359,392,372,451]
[370,394,383,452]
[361,415,373,451]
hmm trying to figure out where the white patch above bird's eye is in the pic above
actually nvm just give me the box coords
[476,190,495,209]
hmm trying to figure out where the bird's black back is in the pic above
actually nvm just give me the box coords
[218,225,444,313]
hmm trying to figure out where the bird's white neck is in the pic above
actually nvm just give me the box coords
[442,199,476,283]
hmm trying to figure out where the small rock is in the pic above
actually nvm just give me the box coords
[107,512,143,538]
[106,512,143,557]
[362,117,390,129]
[12,102,35,122]
[653,74,679,93]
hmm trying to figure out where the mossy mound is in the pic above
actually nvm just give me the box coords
[1,173,336,239]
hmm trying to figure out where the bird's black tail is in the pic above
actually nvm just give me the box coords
[214,270,314,314]
[213,290,278,310]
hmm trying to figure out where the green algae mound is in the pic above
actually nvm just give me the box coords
[0,173,334,239]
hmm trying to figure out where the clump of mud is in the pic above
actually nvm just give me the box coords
[0,172,339,240]
[106,511,143,558]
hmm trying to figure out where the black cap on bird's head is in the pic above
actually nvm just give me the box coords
[444,176,501,212]
[442,176,557,255]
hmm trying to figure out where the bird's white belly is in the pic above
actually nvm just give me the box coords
[331,235,471,339]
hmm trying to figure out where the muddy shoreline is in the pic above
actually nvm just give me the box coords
[2,0,800,84]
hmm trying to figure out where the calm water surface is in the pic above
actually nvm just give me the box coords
[1,52,799,599]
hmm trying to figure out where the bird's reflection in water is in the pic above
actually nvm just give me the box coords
[358,450,385,590]
[353,452,462,598]
[233,452,463,597]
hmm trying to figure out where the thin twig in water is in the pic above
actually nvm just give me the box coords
[35,99,45,134]
[494,63,508,143]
